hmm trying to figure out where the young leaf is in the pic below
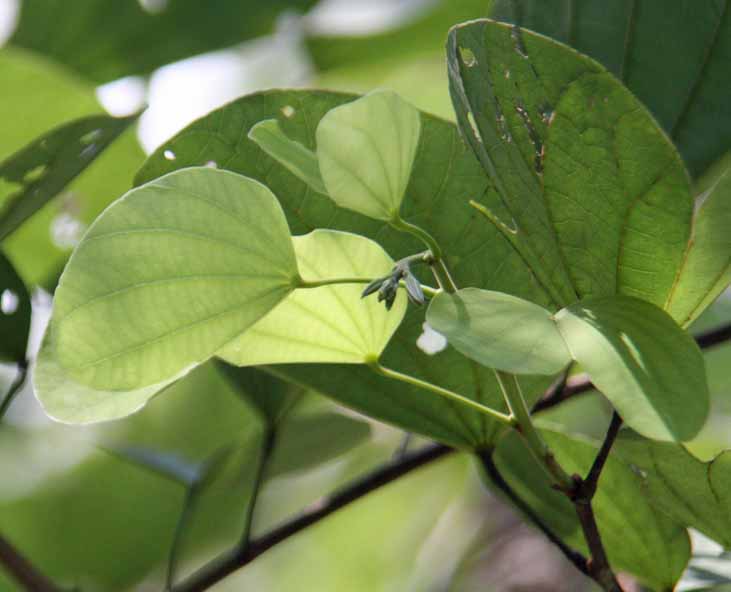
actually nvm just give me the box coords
[219,229,406,366]
[51,167,299,391]
[316,90,421,221]
[555,295,709,442]
[666,162,731,327]
[0,251,31,363]
[448,20,693,309]
[248,119,327,195]
[426,288,570,375]
[494,428,691,590]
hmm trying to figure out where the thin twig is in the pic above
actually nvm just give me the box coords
[0,361,28,422]
[172,443,452,592]
[0,532,61,592]
[239,427,275,546]
[580,413,623,500]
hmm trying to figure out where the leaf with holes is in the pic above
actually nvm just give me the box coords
[218,230,406,366]
[426,288,570,374]
[0,251,31,363]
[489,0,731,178]
[316,90,421,221]
[448,19,693,310]
[555,295,708,441]
[47,167,299,396]
[136,89,554,449]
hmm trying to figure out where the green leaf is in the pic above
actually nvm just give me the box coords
[426,288,570,374]
[494,428,691,590]
[10,0,318,84]
[555,295,709,441]
[135,89,556,449]
[614,431,731,549]
[489,0,731,178]
[218,229,406,366]
[0,112,139,241]
[316,90,421,221]
[50,167,299,392]
[666,161,731,327]
[0,251,31,363]
[447,19,693,309]
[248,119,327,195]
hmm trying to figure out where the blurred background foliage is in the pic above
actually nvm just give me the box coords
[1,0,730,590]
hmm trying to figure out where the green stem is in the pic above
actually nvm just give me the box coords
[390,216,443,261]
[299,276,439,297]
[494,370,573,490]
[370,362,515,427]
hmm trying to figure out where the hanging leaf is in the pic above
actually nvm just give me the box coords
[49,167,299,392]
[555,295,708,441]
[426,288,570,374]
[316,90,421,221]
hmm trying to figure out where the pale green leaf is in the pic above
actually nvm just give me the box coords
[51,167,299,391]
[447,20,693,308]
[316,90,421,221]
[666,162,731,327]
[555,296,709,441]
[426,288,570,374]
[219,230,406,366]
[248,119,327,195]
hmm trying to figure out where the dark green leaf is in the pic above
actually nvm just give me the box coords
[490,0,731,177]
[0,251,30,363]
[0,112,139,241]
[136,89,555,449]
[11,0,318,83]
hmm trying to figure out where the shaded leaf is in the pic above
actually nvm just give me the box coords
[50,167,299,393]
[316,90,421,221]
[0,251,31,363]
[489,0,731,178]
[11,0,318,83]
[0,112,139,241]
[494,428,691,590]
[447,19,693,310]
[219,230,406,366]
[135,89,556,449]
[426,288,570,374]
[555,295,708,441]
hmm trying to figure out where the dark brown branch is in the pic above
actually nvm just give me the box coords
[533,321,731,413]
[0,533,61,592]
[172,443,452,592]
[580,412,622,500]
[477,449,589,577]
[0,361,28,422]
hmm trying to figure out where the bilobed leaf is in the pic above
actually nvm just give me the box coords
[316,90,421,221]
[0,112,139,241]
[666,162,731,327]
[490,0,731,178]
[51,167,299,392]
[555,296,708,441]
[614,431,731,549]
[494,428,691,591]
[218,230,406,366]
[135,89,557,449]
[426,288,570,374]
[248,119,327,195]
[0,252,31,363]
[448,20,693,309]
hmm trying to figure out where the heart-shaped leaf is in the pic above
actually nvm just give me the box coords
[555,295,709,441]
[50,167,299,392]
[448,19,693,309]
[426,288,570,374]
[218,229,406,366]
[0,251,31,364]
[489,0,731,178]
[316,90,421,221]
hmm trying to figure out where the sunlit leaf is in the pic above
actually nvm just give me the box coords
[50,167,299,392]
[555,296,708,441]
[218,230,406,366]
[0,251,30,363]
[426,288,570,374]
[316,90,421,221]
